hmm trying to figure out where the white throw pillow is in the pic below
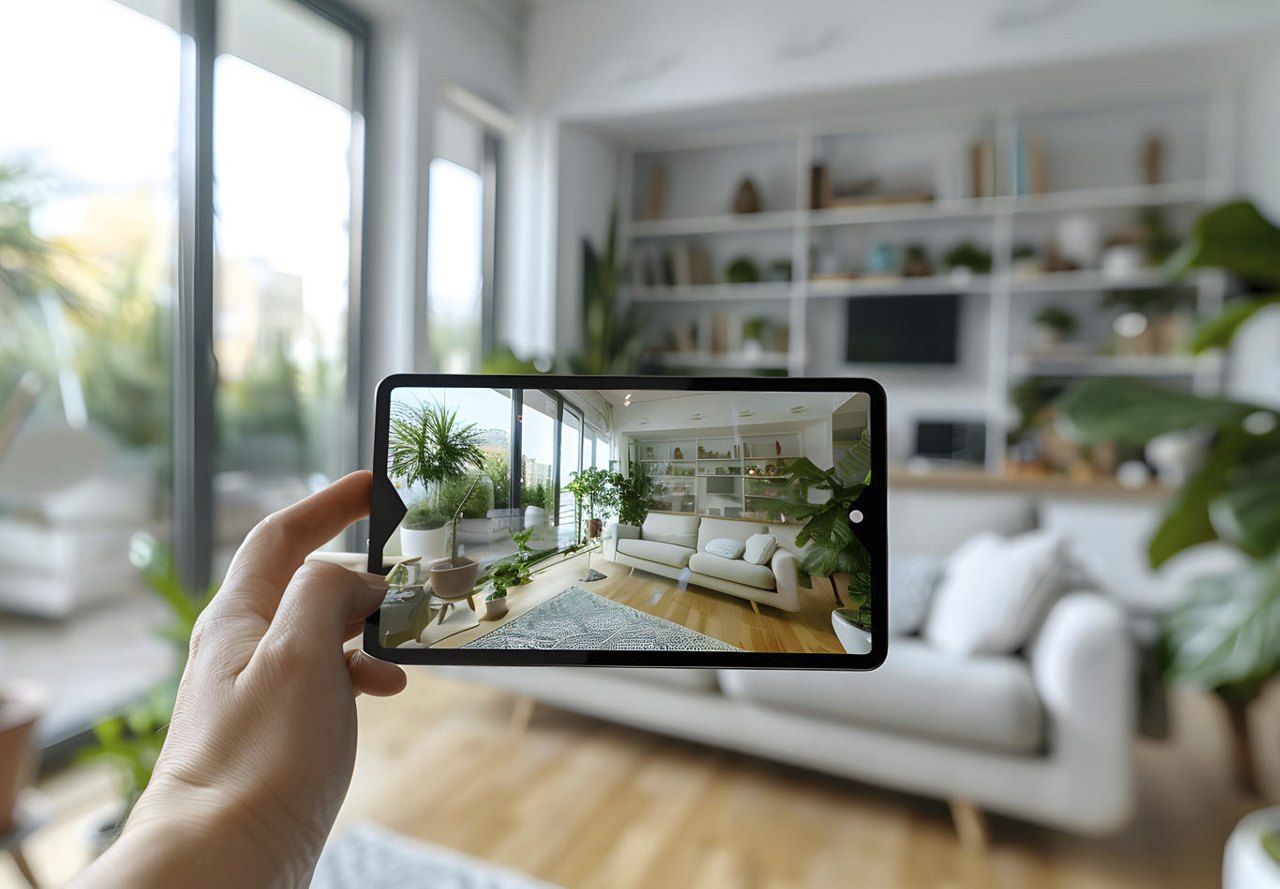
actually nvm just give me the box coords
[705,537,746,560]
[923,530,1065,655]
[743,533,778,566]
[888,554,942,636]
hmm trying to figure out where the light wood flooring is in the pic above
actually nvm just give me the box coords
[427,550,843,654]
[11,672,1280,888]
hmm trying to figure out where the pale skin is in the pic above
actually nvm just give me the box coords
[74,471,407,889]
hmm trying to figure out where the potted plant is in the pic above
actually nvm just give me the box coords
[611,463,660,528]
[1057,200,1280,793]
[387,400,485,559]
[478,529,560,620]
[564,467,618,542]
[522,480,551,528]
[769,430,873,652]
[429,474,484,602]
[400,501,449,562]
[1033,305,1078,349]
[0,683,43,835]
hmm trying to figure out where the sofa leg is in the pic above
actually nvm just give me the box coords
[750,600,760,615]
[949,798,990,850]
[509,695,537,733]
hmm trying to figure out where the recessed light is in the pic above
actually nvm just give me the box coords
[638,418,649,426]
[789,405,807,414]
[690,413,704,420]
[738,409,755,418]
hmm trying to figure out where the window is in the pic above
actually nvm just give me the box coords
[212,0,361,568]
[558,406,583,530]
[519,389,558,517]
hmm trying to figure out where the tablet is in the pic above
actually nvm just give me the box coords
[365,375,886,670]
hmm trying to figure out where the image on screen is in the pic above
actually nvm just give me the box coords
[377,385,874,656]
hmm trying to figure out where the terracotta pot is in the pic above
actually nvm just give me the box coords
[587,518,603,539]
[430,557,480,601]
[0,684,44,834]
[481,596,509,621]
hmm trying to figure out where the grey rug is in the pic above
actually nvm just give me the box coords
[312,822,560,889]
[461,586,740,651]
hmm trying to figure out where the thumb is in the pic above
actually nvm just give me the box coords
[264,560,387,651]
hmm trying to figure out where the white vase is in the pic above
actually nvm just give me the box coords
[524,506,548,527]
[401,526,448,561]
[831,610,872,655]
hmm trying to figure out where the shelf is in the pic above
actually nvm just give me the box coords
[653,351,791,370]
[808,196,1003,227]
[1009,268,1189,293]
[889,468,1172,501]
[1010,354,1211,377]
[808,273,993,298]
[629,210,800,239]
[628,282,792,303]
[1009,181,1211,215]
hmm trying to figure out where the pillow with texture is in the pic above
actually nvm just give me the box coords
[888,554,942,635]
[923,529,1065,655]
[705,537,746,560]
[743,533,778,566]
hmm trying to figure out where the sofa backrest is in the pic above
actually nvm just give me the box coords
[764,522,806,557]
[696,517,767,552]
[642,512,700,549]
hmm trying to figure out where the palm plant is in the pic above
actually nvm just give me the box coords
[1057,200,1280,792]
[768,430,873,630]
[387,400,485,491]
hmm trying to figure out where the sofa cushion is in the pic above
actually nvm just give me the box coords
[765,523,805,557]
[689,551,775,590]
[924,530,1065,655]
[743,533,778,566]
[719,637,1044,753]
[889,553,943,635]
[643,513,701,549]
[705,537,746,560]
[594,668,719,692]
[697,517,767,553]
[617,538,694,568]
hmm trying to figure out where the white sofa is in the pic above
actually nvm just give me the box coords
[603,513,807,612]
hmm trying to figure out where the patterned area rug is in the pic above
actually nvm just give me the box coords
[313,822,560,889]
[461,586,741,651]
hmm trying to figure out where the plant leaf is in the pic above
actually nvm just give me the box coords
[1168,200,1280,289]
[833,430,872,488]
[1161,562,1280,693]
[1189,294,1280,354]
[1214,452,1280,559]
[1057,378,1256,447]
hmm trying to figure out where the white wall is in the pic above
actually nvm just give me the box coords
[527,0,1280,121]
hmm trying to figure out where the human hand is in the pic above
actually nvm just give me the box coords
[77,471,405,888]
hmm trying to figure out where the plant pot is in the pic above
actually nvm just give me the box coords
[587,518,603,539]
[481,596,509,621]
[524,506,548,527]
[831,610,872,655]
[0,683,44,835]
[402,526,449,561]
[430,556,480,602]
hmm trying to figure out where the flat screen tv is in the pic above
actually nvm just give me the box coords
[846,293,960,364]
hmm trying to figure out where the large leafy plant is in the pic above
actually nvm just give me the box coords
[611,463,661,527]
[387,400,485,491]
[1057,200,1280,788]
[563,467,619,543]
[78,533,217,815]
[769,430,873,630]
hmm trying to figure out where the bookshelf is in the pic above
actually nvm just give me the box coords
[616,89,1236,471]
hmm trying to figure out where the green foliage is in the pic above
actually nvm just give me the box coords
[441,471,493,520]
[480,529,557,599]
[1264,830,1280,866]
[724,256,761,284]
[221,333,307,468]
[522,480,555,513]
[612,463,659,527]
[403,500,447,531]
[574,208,649,375]
[483,452,511,510]
[1033,305,1078,337]
[767,431,873,629]
[1057,199,1280,709]
[78,533,217,813]
[0,163,84,321]
[943,241,992,274]
[564,466,619,543]
[388,400,485,489]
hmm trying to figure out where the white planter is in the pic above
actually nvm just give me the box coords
[831,610,872,655]
[1224,807,1280,889]
[401,526,448,561]
[524,506,548,527]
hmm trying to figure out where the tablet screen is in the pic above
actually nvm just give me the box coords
[366,375,886,669]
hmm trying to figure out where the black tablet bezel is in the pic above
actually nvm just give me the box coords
[364,374,887,671]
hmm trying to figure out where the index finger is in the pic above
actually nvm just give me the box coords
[215,471,373,623]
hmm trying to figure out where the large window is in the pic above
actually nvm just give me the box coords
[212,0,361,566]
[558,406,583,529]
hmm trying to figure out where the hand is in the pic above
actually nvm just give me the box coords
[77,471,406,888]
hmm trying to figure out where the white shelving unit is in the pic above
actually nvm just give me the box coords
[615,90,1236,470]
[634,432,804,520]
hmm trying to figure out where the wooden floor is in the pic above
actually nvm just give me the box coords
[429,550,843,654]
[12,673,1280,888]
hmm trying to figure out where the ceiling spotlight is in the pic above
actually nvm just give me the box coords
[789,405,807,414]
[690,413,704,420]
[738,409,755,418]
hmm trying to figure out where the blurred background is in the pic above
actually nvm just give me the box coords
[1,0,1280,886]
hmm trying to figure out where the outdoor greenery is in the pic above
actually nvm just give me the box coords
[441,471,494,519]
[612,463,660,527]
[1057,200,1280,786]
[483,452,511,510]
[77,533,217,814]
[402,500,447,531]
[521,480,556,513]
[769,430,873,630]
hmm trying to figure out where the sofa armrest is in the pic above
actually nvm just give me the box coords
[769,549,802,612]
[1028,592,1136,828]
[604,522,639,560]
